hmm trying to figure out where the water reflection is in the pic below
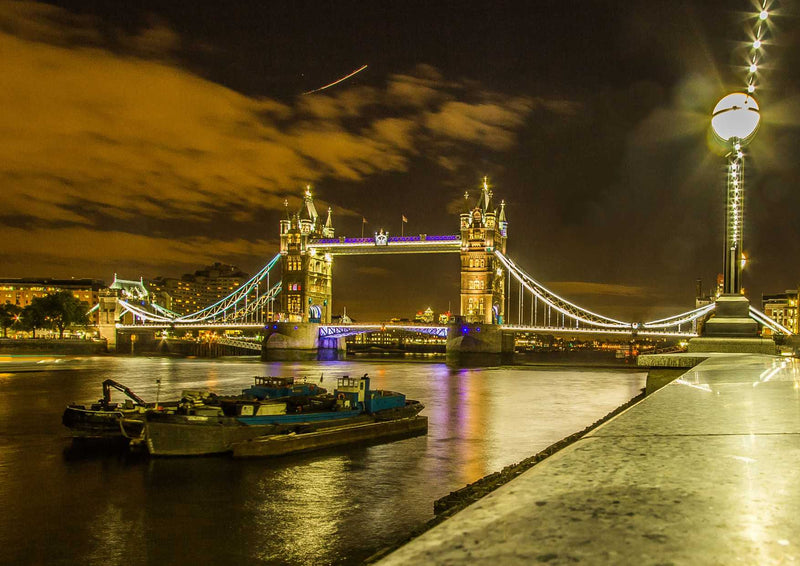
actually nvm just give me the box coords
[0,357,645,565]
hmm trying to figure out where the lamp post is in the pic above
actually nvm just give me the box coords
[690,4,776,350]
[710,92,760,295]
[696,92,763,342]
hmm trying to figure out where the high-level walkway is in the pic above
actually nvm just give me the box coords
[379,353,800,565]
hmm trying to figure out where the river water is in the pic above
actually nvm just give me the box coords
[0,356,645,565]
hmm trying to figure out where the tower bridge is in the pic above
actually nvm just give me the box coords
[101,178,792,357]
[278,180,506,326]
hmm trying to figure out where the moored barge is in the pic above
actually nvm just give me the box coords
[142,375,423,456]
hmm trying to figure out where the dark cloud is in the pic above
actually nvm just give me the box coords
[2,0,799,322]
[0,2,564,282]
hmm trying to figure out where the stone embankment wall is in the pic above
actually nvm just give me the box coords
[0,339,107,355]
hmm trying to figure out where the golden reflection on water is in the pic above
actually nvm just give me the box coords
[458,369,488,484]
[86,503,146,565]
[254,458,349,564]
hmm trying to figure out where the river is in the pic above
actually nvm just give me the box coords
[0,356,645,565]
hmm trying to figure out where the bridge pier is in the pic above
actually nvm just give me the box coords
[261,322,345,361]
[97,293,120,352]
[445,323,514,364]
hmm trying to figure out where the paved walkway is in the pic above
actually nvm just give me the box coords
[378,354,800,565]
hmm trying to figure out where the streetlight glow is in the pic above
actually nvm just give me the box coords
[759,10,768,20]
[711,93,760,142]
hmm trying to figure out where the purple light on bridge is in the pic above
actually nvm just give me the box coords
[387,236,421,243]
[313,235,459,245]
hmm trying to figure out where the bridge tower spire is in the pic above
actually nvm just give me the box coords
[279,188,333,323]
[459,177,507,324]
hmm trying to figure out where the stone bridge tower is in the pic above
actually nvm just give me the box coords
[279,187,334,323]
[459,178,507,324]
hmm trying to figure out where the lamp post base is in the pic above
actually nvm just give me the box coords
[688,295,776,354]
[701,295,758,337]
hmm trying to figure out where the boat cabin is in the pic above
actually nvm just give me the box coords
[335,375,368,409]
[243,376,324,400]
[333,375,406,413]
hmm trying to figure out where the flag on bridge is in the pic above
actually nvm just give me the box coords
[362,217,367,223]
[402,215,407,223]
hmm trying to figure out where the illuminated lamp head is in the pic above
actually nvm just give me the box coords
[711,93,760,143]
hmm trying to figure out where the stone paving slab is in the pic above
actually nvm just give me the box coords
[378,354,800,565]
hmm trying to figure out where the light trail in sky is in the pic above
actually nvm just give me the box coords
[302,64,368,95]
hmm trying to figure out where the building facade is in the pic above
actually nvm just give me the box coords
[146,263,250,316]
[0,278,105,323]
[459,178,508,324]
[761,289,799,335]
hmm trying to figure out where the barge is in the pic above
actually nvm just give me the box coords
[62,375,326,442]
[142,375,423,457]
[233,416,428,458]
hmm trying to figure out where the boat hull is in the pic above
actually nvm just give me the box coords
[62,406,145,440]
[144,409,365,456]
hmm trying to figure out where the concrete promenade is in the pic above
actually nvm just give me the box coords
[378,353,800,565]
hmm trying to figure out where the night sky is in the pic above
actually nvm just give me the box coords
[2,0,799,322]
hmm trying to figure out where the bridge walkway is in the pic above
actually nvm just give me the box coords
[378,353,800,565]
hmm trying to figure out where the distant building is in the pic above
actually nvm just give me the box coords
[761,288,799,335]
[146,263,250,316]
[414,307,435,324]
[349,328,446,350]
[108,276,149,301]
[0,278,105,323]
[695,275,723,308]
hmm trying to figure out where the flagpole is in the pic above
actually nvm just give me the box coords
[401,215,404,237]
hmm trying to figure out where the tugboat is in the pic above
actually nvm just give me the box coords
[62,379,152,440]
[142,375,424,457]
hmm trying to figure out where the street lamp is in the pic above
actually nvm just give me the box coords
[710,92,760,295]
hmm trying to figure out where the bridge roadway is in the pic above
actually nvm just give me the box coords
[378,352,800,565]
[117,322,697,339]
[309,234,461,255]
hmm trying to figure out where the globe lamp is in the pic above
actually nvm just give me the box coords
[711,93,760,143]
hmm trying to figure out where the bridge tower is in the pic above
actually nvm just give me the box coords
[97,291,121,352]
[459,178,507,324]
[279,187,334,323]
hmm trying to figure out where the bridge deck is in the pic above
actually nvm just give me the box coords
[310,234,461,255]
[379,353,800,565]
